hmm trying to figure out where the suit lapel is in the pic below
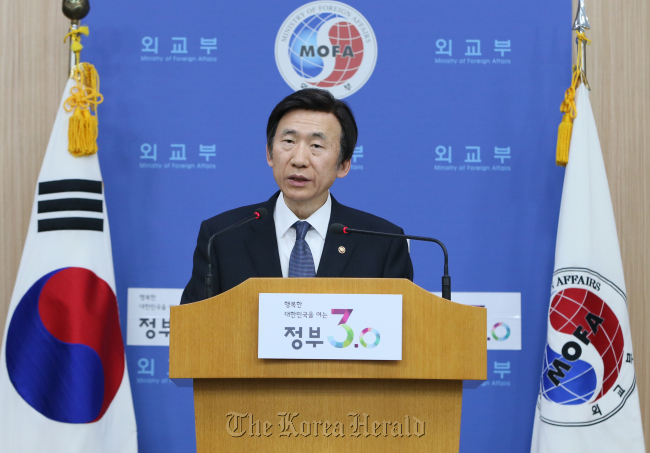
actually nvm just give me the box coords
[245,193,283,278]
[316,195,356,277]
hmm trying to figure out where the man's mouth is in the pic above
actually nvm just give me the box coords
[288,175,310,186]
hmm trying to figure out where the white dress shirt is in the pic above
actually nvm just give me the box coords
[274,192,332,277]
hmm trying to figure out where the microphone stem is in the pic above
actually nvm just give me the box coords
[345,227,451,300]
[205,213,258,299]
[346,228,448,271]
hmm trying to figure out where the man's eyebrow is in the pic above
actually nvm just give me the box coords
[279,129,327,140]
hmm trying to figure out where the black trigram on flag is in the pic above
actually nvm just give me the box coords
[37,179,104,232]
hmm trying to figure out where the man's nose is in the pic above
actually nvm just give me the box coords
[291,143,309,167]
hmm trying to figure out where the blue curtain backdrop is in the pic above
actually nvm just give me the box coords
[83,0,570,451]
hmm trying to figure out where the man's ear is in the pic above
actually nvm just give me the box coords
[266,144,274,167]
[336,158,351,178]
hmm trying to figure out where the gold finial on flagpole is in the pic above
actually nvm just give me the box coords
[63,0,90,72]
[572,0,590,89]
[62,0,90,21]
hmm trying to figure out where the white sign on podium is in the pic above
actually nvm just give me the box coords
[258,293,402,360]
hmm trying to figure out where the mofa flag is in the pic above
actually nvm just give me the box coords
[0,36,138,452]
[530,80,645,452]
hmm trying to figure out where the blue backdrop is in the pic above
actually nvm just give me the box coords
[84,0,570,451]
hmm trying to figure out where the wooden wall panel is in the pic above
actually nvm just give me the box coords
[581,0,650,447]
[0,1,69,345]
[1,0,648,448]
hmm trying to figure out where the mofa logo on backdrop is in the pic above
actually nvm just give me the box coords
[538,268,637,426]
[275,1,377,99]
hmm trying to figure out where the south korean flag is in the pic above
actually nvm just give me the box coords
[0,78,138,451]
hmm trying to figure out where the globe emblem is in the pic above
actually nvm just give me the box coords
[541,287,623,405]
[275,2,377,99]
[541,344,598,405]
[537,269,635,427]
[289,13,364,87]
[289,13,342,79]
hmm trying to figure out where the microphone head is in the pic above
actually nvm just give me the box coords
[254,207,268,220]
[329,223,346,235]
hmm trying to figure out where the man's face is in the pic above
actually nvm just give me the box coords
[267,109,350,209]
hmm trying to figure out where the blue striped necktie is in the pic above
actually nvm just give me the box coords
[288,221,316,278]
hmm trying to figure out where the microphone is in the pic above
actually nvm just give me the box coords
[329,223,451,300]
[205,208,268,298]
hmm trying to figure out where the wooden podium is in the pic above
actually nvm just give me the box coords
[170,278,486,453]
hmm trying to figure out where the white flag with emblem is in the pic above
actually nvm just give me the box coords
[0,78,138,451]
[530,84,645,452]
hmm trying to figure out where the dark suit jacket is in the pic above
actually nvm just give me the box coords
[180,192,413,304]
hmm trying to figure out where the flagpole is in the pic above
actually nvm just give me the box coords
[62,0,90,72]
[572,0,590,89]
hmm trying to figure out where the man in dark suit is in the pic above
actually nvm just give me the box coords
[181,89,412,304]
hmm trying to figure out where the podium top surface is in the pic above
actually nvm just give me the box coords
[169,278,486,381]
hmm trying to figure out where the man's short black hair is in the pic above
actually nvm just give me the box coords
[266,88,358,165]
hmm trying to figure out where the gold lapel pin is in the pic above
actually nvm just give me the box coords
[338,246,346,254]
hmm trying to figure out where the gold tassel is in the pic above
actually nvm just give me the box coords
[68,107,99,157]
[68,108,85,157]
[556,31,590,166]
[63,26,103,157]
[556,83,576,167]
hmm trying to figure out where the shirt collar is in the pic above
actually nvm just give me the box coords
[275,192,331,240]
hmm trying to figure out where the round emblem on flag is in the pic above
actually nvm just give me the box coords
[537,268,636,426]
[275,1,378,99]
[5,267,125,424]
